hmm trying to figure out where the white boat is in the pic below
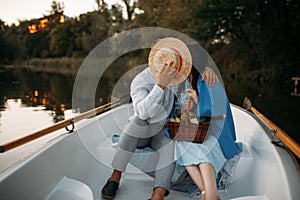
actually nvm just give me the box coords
[0,101,299,200]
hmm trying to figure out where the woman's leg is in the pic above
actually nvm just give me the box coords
[185,165,205,192]
[199,163,218,200]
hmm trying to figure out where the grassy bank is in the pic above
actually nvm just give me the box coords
[13,57,84,76]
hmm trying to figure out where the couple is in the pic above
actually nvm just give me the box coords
[101,38,242,200]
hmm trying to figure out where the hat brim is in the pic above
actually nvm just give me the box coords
[149,37,192,85]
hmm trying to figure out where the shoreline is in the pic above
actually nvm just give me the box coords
[0,57,84,75]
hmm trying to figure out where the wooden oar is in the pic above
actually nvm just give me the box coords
[243,97,300,158]
[0,100,124,153]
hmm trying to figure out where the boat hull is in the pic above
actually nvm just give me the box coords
[0,104,299,200]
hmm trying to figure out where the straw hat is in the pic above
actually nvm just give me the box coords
[149,37,192,85]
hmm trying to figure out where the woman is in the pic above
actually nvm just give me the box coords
[172,66,242,200]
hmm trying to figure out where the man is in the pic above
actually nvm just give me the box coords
[101,38,218,200]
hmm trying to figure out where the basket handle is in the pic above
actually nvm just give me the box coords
[184,110,189,125]
[184,106,191,125]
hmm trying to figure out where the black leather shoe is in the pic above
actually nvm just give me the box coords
[101,179,119,199]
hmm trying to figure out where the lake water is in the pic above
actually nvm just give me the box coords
[0,66,76,145]
[0,66,299,146]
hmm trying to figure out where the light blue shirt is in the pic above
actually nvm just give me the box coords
[130,68,176,124]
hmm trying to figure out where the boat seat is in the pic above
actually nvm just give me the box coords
[230,196,268,200]
[45,176,93,200]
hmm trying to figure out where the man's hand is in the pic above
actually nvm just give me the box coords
[155,61,177,89]
[202,68,218,87]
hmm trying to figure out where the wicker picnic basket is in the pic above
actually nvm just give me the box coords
[168,111,210,143]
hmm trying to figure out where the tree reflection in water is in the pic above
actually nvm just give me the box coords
[0,66,74,124]
[0,66,299,144]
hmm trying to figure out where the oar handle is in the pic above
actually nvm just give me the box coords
[250,107,300,159]
[0,100,124,153]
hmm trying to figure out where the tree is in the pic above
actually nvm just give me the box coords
[49,1,64,15]
[95,0,107,12]
[134,1,202,31]
[79,11,110,53]
[24,30,50,58]
[108,5,124,35]
[121,0,138,21]
[200,0,300,78]
[0,19,24,63]
[49,20,75,57]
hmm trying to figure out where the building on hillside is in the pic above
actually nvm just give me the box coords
[27,12,68,34]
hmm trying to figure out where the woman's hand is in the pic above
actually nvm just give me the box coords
[202,68,218,87]
[184,89,198,110]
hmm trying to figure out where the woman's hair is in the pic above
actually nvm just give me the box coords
[176,65,200,97]
[190,66,200,95]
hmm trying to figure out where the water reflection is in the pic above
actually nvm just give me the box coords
[24,90,66,123]
[0,99,53,144]
[0,65,299,145]
[0,66,74,123]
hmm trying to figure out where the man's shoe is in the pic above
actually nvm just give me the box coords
[101,179,119,199]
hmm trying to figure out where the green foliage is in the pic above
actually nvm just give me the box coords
[0,0,298,84]
[199,0,300,80]
[49,21,75,57]
[0,20,25,63]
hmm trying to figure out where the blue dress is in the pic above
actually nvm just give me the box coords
[173,79,226,174]
[175,135,226,174]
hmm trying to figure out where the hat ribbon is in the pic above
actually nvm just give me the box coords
[169,47,183,72]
